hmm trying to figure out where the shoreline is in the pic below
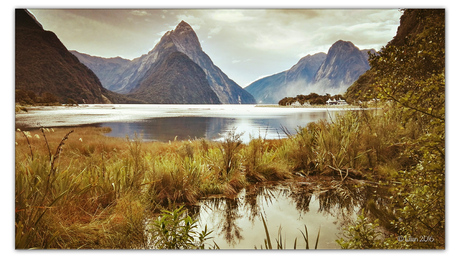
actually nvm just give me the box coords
[255,104,369,109]
[16,102,370,112]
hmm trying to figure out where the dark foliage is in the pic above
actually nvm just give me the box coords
[278,93,345,106]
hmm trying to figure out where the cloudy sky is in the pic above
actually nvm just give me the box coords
[28,8,402,87]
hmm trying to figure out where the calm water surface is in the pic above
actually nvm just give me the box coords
[193,181,389,249]
[16,104,354,142]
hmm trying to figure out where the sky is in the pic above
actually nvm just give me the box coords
[28,8,402,87]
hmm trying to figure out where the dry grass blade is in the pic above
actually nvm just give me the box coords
[20,130,34,160]
[261,216,272,249]
[300,224,309,249]
[50,130,74,172]
[315,226,321,249]
[280,124,293,138]
[40,128,52,161]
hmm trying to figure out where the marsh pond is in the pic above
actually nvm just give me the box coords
[193,180,389,249]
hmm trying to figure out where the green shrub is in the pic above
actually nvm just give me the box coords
[149,206,214,249]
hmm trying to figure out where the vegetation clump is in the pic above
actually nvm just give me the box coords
[149,206,215,249]
[278,93,345,106]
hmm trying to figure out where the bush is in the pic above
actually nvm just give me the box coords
[149,206,214,249]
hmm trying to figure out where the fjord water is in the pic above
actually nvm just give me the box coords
[15,104,351,142]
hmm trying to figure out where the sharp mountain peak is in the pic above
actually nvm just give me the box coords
[329,40,359,51]
[175,20,193,31]
[163,20,201,52]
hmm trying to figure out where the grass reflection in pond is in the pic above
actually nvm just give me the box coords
[195,180,389,249]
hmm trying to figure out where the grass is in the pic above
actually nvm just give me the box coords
[257,216,321,249]
[15,104,441,249]
[149,205,216,249]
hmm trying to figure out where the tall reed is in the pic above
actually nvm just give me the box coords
[15,129,75,248]
[257,216,321,249]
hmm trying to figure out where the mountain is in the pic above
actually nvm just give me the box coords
[166,21,255,104]
[73,21,255,104]
[15,9,126,104]
[127,51,221,104]
[245,53,326,104]
[286,53,328,83]
[313,40,372,92]
[69,51,131,92]
[245,40,373,104]
[243,72,287,104]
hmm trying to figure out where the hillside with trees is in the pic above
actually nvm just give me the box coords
[338,9,445,248]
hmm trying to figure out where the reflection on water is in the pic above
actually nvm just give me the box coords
[15,104,352,143]
[97,111,332,142]
[96,117,220,142]
[195,181,389,249]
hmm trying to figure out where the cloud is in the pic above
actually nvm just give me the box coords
[210,10,255,23]
[130,10,150,16]
[207,26,222,38]
[231,58,251,64]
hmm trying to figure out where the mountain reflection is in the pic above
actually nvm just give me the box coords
[98,117,214,141]
[93,110,333,142]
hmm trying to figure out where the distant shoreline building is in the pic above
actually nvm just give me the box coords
[326,98,347,105]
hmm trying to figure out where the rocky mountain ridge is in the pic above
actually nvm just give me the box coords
[245,40,374,104]
[73,21,255,104]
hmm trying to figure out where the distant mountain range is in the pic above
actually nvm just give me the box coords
[16,8,377,106]
[245,40,375,104]
[72,21,255,104]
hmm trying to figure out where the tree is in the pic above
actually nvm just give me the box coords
[39,92,60,104]
[15,89,34,104]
